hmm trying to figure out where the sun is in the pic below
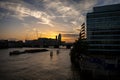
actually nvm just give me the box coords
[48,32,58,39]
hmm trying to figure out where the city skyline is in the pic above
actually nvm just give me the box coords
[0,0,120,42]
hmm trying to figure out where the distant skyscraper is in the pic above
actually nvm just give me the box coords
[56,35,57,40]
[58,34,61,43]
[87,4,120,54]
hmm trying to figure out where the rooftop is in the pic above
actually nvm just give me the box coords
[93,4,120,13]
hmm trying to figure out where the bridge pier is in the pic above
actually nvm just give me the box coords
[54,45,59,48]
[66,45,72,49]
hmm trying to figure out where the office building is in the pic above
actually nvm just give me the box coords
[87,4,120,54]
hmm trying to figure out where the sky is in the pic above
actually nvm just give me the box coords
[0,0,120,42]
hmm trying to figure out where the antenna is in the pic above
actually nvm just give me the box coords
[25,32,29,40]
[39,32,42,38]
[36,29,38,39]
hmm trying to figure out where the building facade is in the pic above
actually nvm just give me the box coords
[79,23,86,39]
[24,34,63,48]
[87,4,120,54]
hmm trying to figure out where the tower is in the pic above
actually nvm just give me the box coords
[55,35,57,40]
[58,34,61,43]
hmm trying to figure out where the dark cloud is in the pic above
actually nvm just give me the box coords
[23,0,45,11]
[57,31,75,34]
[62,33,79,38]
[70,0,82,3]
[95,0,120,6]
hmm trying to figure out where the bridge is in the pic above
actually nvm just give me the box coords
[40,43,74,49]
[61,43,73,49]
[25,39,74,49]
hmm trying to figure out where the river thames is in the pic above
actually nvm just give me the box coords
[0,48,81,80]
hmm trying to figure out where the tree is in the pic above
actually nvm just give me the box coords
[70,38,88,64]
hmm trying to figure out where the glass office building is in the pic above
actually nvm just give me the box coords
[87,4,120,54]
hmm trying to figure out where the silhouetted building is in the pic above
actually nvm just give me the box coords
[24,40,38,47]
[55,36,57,40]
[24,34,64,48]
[0,40,8,49]
[58,33,61,44]
[87,4,120,54]
[79,23,86,39]
[37,38,58,47]
[8,40,23,48]
[0,40,24,48]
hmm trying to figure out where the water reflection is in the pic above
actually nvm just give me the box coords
[68,65,81,80]
[56,49,60,55]
[1,48,113,80]
[50,50,53,60]
[0,48,73,80]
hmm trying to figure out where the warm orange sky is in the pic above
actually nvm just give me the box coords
[0,28,79,42]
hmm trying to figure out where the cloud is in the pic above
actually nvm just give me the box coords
[43,0,80,25]
[57,31,75,34]
[47,1,79,16]
[62,33,79,38]
[0,0,120,41]
[0,1,54,27]
[57,30,79,38]
[1,0,119,28]
[41,0,98,30]
[96,0,120,6]
[1,0,119,24]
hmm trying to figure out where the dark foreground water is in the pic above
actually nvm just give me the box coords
[0,48,81,80]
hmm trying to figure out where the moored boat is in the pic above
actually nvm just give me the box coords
[9,50,24,55]
[9,49,49,55]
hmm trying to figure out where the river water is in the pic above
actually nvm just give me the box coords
[0,48,81,80]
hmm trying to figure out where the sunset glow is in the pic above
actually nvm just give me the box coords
[0,0,120,42]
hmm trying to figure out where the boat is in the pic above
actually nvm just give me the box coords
[24,49,48,53]
[9,50,24,55]
[9,49,49,55]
